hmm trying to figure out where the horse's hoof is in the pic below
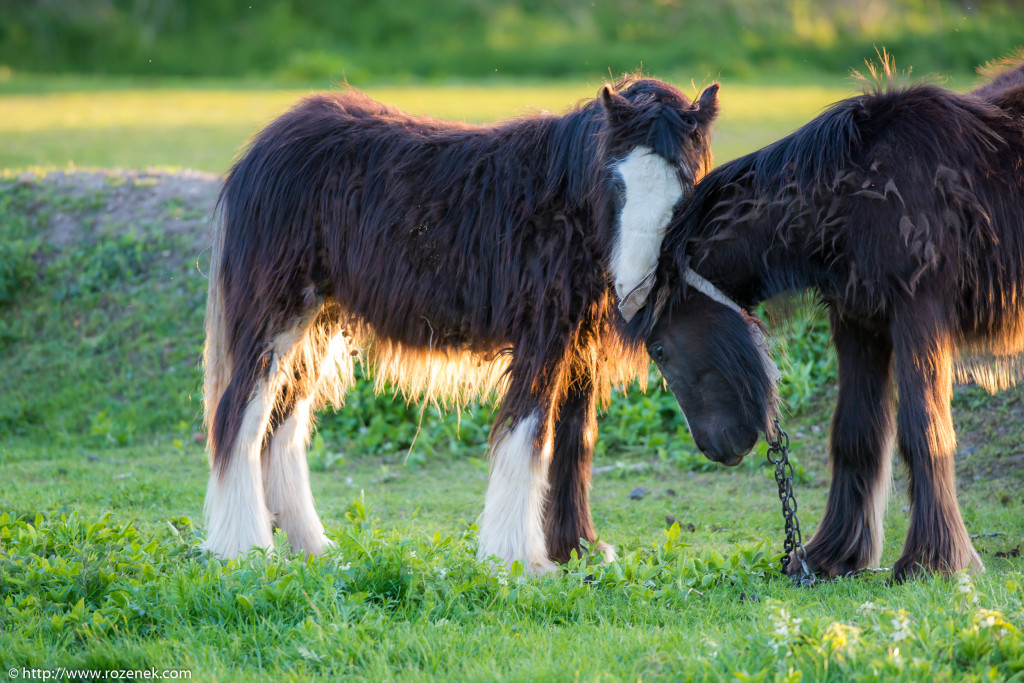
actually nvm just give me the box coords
[525,558,559,576]
[297,535,334,560]
[783,552,861,582]
[201,535,275,561]
[891,559,924,583]
[892,549,984,583]
[594,541,617,564]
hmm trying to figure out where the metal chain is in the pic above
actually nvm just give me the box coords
[765,417,816,587]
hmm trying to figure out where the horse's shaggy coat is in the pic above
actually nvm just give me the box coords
[634,56,1024,581]
[203,78,719,569]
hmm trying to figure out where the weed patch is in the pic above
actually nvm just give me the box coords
[1,504,1021,679]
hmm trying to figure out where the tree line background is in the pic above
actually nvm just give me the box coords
[2,0,1022,82]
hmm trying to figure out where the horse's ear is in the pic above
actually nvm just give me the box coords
[599,84,631,127]
[693,83,720,124]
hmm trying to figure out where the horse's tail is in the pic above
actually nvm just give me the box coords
[203,109,334,476]
[202,209,232,463]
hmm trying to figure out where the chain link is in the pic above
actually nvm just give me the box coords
[765,417,816,587]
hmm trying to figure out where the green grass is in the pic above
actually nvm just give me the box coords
[2,444,1023,680]
[0,78,878,174]
[1,78,1023,680]
[1,68,991,175]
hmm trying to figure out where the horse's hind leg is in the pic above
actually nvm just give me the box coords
[891,302,983,581]
[543,364,614,564]
[790,314,894,579]
[263,314,353,556]
[262,395,328,556]
[203,362,284,559]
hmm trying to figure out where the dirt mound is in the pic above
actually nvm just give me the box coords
[14,167,220,251]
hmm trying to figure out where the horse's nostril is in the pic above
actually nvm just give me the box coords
[725,425,758,458]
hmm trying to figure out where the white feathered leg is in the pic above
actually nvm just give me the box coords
[203,375,278,559]
[477,412,556,575]
[263,397,332,556]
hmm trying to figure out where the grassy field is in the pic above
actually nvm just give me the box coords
[0,68,992,173]
[0,76,875,173]
[1,78,1022,680]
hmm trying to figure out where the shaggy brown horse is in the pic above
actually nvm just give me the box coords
[203,78,719,572]
[629,56,1024,582]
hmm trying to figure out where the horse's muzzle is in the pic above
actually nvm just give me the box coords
[699,424,758,467]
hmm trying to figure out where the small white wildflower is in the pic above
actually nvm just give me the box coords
[769,606,803,654]
[890,611,912,642]
[339,562,351,570]
[497,577,508,586]
[437,567,448,578]
[859,601,877,613]
[953,572,982,607]
[955,573,976,594]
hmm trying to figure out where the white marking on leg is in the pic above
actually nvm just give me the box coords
[203,376,278,559]
[477,412,555,574]
[263,397,332,556]
[865,438,894,567]
[612,146,686,313]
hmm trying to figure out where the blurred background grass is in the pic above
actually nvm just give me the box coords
[2,1,1021,173]
[1,0,1021,452]
[2,0,1021,83]
[0,83,861,172]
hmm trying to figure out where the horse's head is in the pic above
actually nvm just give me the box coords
[644,271,781,466]
[597,78,718,320]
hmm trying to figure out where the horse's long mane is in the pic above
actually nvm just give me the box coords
[646,76,1008,305]
[971,48,1024,106]
[623,92,867,341]
[633,54,1024,391]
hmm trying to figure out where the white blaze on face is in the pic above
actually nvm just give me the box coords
[611,146,685,311]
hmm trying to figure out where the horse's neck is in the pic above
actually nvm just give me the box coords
[691,215,819,308]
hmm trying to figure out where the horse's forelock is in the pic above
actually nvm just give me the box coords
[708,308,781,429]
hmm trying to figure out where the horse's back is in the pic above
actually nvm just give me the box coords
[853,80,1024,370]
[970,52,1024,106]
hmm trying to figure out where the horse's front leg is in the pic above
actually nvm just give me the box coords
[543,364,615,564]
[891,304,983,581]
[477,371,558,576]
[789,314,895,579]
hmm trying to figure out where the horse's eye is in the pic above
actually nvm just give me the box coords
[650,345,664,361]
[613,176,626,199]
